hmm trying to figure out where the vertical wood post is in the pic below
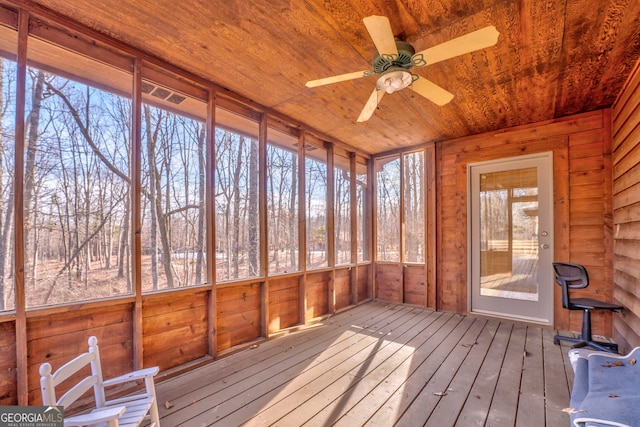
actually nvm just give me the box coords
[206,90,217,357]
[349,153,358,305]
[327,143,335,313]
[425,145,437,308]
[399,154,406,304]
[298,130,307,324]
[131,59,143,369]
[14,9,28,405]
[259,114,268,337]
[368,159,375,300]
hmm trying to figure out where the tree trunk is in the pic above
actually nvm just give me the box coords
[23,70,46,292]
[144,107,160,289]
[195,125,205,285]
[248,139,258,276]
[0,59,9,309]
[289,158,297,269]
[231,137,244,278]
[144,107,174,288]
[118,191,130,282]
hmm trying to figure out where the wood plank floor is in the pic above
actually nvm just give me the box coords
[154,301,580,426]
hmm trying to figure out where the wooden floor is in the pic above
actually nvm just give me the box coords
[154,301,579,426]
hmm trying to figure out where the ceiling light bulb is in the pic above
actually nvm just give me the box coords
[377,70,413,94]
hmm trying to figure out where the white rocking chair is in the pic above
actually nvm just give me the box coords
[40,336,160,427]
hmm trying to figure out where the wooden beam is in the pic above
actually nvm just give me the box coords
[327,144,335,313]
[259,114,268,338]
[14,8,28,405]
[350,152,358,305]
[206,89,217,357]
[369,159,377,300]
[426,144,437,308]
[399,153,406,304]
[298,130,307,323]
[131,58,143,369]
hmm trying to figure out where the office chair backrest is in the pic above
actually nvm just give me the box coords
[552,262,589,309]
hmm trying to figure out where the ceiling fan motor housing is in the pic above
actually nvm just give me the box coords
[372,39,416,74]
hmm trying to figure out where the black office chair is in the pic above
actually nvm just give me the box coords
[552,262,623,353]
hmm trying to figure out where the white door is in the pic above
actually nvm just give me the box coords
[469,152,554,324]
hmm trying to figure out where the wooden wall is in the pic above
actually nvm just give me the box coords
[26,301,134,404]
[356,265,371,303]
[216,282,262,351]
[305,272,328,322]
[334,268,351,311]
[2,262,371,406]
[374,264,427,306]
[0,321,16,405]
[143,291,209,369]
[612,57,640,352]
[437,109,615,334]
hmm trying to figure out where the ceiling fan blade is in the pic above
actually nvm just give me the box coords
[411,76,454,106]
[357,88,385,122]
[416,26,499,66]
[363,15,398,57]
[306,70,370,88]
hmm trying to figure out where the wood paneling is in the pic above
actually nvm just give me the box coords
[375,264,403,303]
[216,283,261,351]
[612,57,640,352]
[268,276,300,333]
[305,271,330,321]
[438,110,614,334]
[0,321,16,405]
[404,264,427,306]
[143,291,209,369]
[18,0,640,155]
[356,264,371,303]
[334,268,351,311]
[26,302,134,404]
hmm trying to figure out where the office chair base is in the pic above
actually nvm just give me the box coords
[553,334,618,353]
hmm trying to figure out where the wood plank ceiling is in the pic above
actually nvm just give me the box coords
[23,0,640,154]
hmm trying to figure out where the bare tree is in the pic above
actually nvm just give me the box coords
[0,58,16,310]
[248,139,259,275]
[195,124,205,285]
[267,146,298,273]
[23,70,47,291]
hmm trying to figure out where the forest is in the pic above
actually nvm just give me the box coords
[0,19,439,311]
[0,53,374,310]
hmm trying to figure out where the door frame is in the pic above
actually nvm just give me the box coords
[467,152,554,324]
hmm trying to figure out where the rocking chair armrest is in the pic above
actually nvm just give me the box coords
[103,366,159,387]
[63,406,126,426]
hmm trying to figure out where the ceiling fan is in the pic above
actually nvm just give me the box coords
[305,16,499,122]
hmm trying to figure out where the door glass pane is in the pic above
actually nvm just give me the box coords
[479,167,539,301]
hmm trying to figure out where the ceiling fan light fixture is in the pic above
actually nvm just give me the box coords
[377,69,413,94]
